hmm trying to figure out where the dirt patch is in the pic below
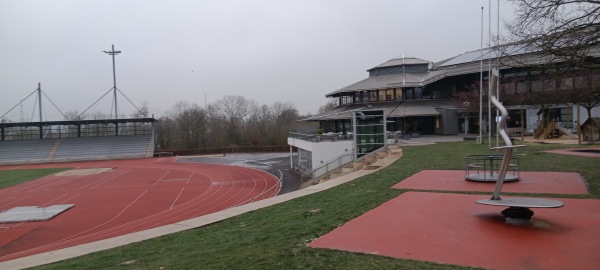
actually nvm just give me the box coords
[54,168,113,176]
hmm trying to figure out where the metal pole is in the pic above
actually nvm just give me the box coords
[38,82,42,122]
[103,44,121,119]
[496,0,500,147]
[488,0,492,148]
[479,6,484,144]
[577,103,581,144]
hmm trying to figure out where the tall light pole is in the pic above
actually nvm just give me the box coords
[103,44,121,119]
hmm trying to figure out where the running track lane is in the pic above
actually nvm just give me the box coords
[0,157,281,262]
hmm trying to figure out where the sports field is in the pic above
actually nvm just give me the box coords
[0,157,281,262]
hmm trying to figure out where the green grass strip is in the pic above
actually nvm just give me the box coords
[32,141,599,269]
[0,168,71,189]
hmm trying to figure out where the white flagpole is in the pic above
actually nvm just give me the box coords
[479,6,484,144]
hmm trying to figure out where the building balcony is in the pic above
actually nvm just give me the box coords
[287,132,353,143]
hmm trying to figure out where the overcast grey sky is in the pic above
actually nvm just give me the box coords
[0,0,516,121]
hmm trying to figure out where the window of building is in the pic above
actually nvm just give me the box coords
[561,107,573,129]
[591,75,600,88]
[396,88,404,100]
[544,79,556,91]
[414,87,423,99]
[531,80,543,92]
[386,89,394,101]
[500,81,516,94]
[341,96,352,105]
[573,76,587,89]
[404,88,414,100]
[516,81,528,93]
[361,92,369,102]
[378,90,386,101]
[370,91,378,101]
[298,149,312,172]
[421,87,431,99]
[560,78,573,89]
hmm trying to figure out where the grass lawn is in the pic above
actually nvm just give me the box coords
[0,168,70,189]
[31,141,599,270]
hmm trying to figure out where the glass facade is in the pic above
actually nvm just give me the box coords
[298,148,312,172]
[353,110,386,158]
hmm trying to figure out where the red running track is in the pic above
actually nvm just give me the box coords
[0,157,281,262]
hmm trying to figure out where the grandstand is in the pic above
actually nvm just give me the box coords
[0,118,156,165]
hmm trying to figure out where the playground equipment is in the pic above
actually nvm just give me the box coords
[476,68,564,223]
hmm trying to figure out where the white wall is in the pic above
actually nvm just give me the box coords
[310,141,353,167]
[288,137,353,170]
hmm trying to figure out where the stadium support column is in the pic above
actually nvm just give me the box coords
[38,83,42,122]
[103,44,121,120]
[38,82,43,139]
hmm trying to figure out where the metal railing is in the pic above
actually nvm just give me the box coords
[299,145,388,188]
[288,132,353,142]
[300,151,355,188]
[356,145,387,163]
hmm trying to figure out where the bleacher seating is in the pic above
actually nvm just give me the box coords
[0,134,153,165]
[0,139,55,164]
[53,135,152,161]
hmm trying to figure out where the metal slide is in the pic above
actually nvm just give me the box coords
[555,122,577,139]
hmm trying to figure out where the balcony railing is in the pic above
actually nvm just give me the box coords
[288,132,353,142]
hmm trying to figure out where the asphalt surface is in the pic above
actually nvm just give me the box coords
[176,152,301,194]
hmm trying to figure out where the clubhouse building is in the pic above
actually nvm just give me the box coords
[289,45,600,173]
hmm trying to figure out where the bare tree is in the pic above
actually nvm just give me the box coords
[213,96,255,145]
[131,101,150,118]
[155,116,175,150]
[569,70,600,118]
[156,97,300,150]
[506,0,600,70]
[64,110,81,121]
[317,98,338,114]
[246,104,273,145]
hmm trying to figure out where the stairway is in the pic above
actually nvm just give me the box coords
[44,139,61,162]
[315,146,403,184]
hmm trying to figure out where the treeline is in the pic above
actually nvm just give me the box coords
[155,95,301,150]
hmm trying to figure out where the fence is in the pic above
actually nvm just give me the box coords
[169,145,292,156]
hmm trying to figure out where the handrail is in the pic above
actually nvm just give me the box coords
[300,151,355,187]
[300,145,388,188]
[356,145,387,163]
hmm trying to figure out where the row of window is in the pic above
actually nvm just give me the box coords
[499,76,598,94]
[340,88,445,105]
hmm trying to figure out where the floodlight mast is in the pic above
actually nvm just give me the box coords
[103,44,121,119]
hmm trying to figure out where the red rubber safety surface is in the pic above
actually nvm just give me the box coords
[392,170,589,195]
[309,192,600,270]
[0,157,281,262]
[544,147,600,158]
